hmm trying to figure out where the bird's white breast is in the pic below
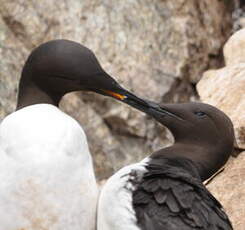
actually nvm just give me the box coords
[97,158,149,230]
[0,104,98,230]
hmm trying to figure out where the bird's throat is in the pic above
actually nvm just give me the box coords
[16,84,61,110]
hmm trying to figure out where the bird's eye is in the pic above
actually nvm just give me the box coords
[194,111,206,117]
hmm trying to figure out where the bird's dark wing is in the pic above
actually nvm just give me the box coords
[132,163,232,230]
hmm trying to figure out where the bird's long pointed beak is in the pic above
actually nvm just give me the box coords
[101,88,182,120]
[101,88,158,113]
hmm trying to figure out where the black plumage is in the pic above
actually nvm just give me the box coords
[133,158,233,230]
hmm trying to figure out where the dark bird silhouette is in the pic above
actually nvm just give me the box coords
[0,39,156,230]
[98,102,234,230]
[17,39,152,110]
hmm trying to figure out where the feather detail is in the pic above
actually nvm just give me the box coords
[133,158,233,230]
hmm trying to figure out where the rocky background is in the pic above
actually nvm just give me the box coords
[0,0,244,229]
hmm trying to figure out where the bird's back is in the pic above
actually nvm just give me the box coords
[133,158,233,230]
[0,104,98,230]
[97,157,232,230]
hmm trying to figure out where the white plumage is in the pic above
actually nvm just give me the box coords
[0,104,98,230]
[97,159,149,230]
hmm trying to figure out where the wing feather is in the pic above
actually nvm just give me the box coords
[133,163,232,230]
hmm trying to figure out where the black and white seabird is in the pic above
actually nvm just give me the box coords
[97,102,235,230]
[0,39,155,230]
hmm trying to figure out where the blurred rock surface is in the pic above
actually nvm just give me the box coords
[207,151,245,230]
[232,0,245,31]
[0,0,233,179]
[224,28,245,65]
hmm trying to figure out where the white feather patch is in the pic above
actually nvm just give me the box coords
[97,158,149,230]
[0,104,98,230]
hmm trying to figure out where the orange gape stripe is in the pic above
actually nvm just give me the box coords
[103,90,127,100]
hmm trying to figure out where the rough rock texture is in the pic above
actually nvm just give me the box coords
[232,0,245,31]
[224,28,245,65]
[0,16,29,120]
[0,0,233,179]
[197,29,245,149]
[207,152,245,230]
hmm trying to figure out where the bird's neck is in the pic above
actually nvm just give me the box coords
[16,83,61,110]
[151,142,222,181]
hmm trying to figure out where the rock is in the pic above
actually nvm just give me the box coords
[206,152,245,230]
[232,0,245,32]
[224,28,245,65]
[0,0,233,179]
[0,16,29,120]
[238,16,245,28]
[197,29,245,149]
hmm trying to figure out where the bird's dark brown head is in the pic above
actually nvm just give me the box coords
[17,39,151,111]
[147,102,235,181]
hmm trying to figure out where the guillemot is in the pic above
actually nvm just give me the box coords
[0,39,155,230]
[97,102,234,230]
